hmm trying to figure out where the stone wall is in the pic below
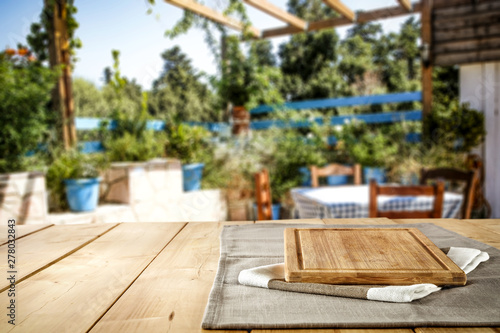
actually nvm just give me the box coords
[0,172,48,224]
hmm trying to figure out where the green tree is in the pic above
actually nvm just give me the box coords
[72,78,108,117]
[149,46,218,122]
[395,17,420,80]
[0,51,58,172]
[338,35,374,86]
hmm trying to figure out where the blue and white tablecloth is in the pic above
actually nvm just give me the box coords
[291,185,463,219]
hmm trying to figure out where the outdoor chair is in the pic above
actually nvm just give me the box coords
[310,163,362,187]
[254,168,272,220]
[369,179,445,219]
[420,168,478,219]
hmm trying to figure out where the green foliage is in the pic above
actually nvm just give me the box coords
[105,131,165,162]
[269,127,327,202]
[101,50,165,162]
[339,121,398,168]
[149,46,219,122]
[338,35,374,86]
[72,78,109,117]
[164,123,213,164]
[46,149,108,211]
[279,29,340,100]
[0,52,58,173]
[27,0,82,64]
[426,100,486,152]
[219,37,284,110]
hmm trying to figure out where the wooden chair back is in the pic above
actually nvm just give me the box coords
[369,179,445,219]
[420,168,478,219]
[310,163,362,187]
[255,169,272,220]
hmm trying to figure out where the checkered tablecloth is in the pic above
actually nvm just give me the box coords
[291,185,463,219]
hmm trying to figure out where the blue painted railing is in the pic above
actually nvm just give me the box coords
[75,92,422,153]
[250,91,422,114]
[250,110,422,130]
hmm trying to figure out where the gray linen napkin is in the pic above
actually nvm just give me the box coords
[238,247,489,303]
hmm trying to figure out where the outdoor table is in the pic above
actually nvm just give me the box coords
[1,218,499,332]
[292,185,463,219]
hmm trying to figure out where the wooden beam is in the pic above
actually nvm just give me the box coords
[397,0,412,11]
[45,0,77,149]
[163,0,260,37]
[357,2,421,22]
[321,0,355,21]
[262,2,422,39]
[421,0,433,119]
[243,0,307,30]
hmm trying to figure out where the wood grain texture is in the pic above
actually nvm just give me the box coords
[285,228,466,285]
[255,218,325,224]
[397,0,412,11]
[253,329,414,333]
[465,219,500,234]
[0,223,117,292]
[323,217,394,225]
[415,328,500,333]
[163,0,260,36]
[311,163,361,187]
[89,222,252,333]
[261,3,422,38]
[321,0,355,21]
[392,219,500,249]
[0,222,186,333]
[243,0,307,29]
[434,49,500,67]
[0,223,53,246]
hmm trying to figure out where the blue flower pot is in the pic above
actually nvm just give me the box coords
[363,167,386,184]
[64,178,100,212]
[253,203,281,220]
[182,163,205,191]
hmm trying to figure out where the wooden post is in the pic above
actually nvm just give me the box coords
[421,0,433,119]
[46,0,77,150]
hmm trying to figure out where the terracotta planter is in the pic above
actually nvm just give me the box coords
[232,106,250,135]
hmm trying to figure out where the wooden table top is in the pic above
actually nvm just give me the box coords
[1,218,499,333]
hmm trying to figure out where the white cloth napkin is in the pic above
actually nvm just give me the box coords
[238,247,489,303]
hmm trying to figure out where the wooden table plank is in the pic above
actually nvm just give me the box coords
[255,218,325,224]
[0,224,53,245]
[392,219,500,249]
[90,222,252,333]
[253,329,414,333]
[0,222,186,333]
[463,219,500,234]
[415,328,500,332]
[323,217,395,225]
[0,223,117,292]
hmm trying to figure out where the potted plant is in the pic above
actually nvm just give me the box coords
[164,122,213,191]
[340,121,398,184]
[46,150,108,212]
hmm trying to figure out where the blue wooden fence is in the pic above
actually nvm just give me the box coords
[75,91,422,153]
[250,91,422,114]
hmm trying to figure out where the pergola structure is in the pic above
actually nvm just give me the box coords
[46,0,500,149]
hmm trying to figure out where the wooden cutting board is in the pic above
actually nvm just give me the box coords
[284,228,466,286]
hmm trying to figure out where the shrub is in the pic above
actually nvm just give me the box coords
[0,50,57,173]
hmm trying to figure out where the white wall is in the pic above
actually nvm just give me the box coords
[460,62,500,218]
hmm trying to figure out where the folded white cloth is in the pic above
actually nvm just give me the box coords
[238,247,489,303]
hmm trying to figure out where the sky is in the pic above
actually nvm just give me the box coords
[0,0,417,90]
